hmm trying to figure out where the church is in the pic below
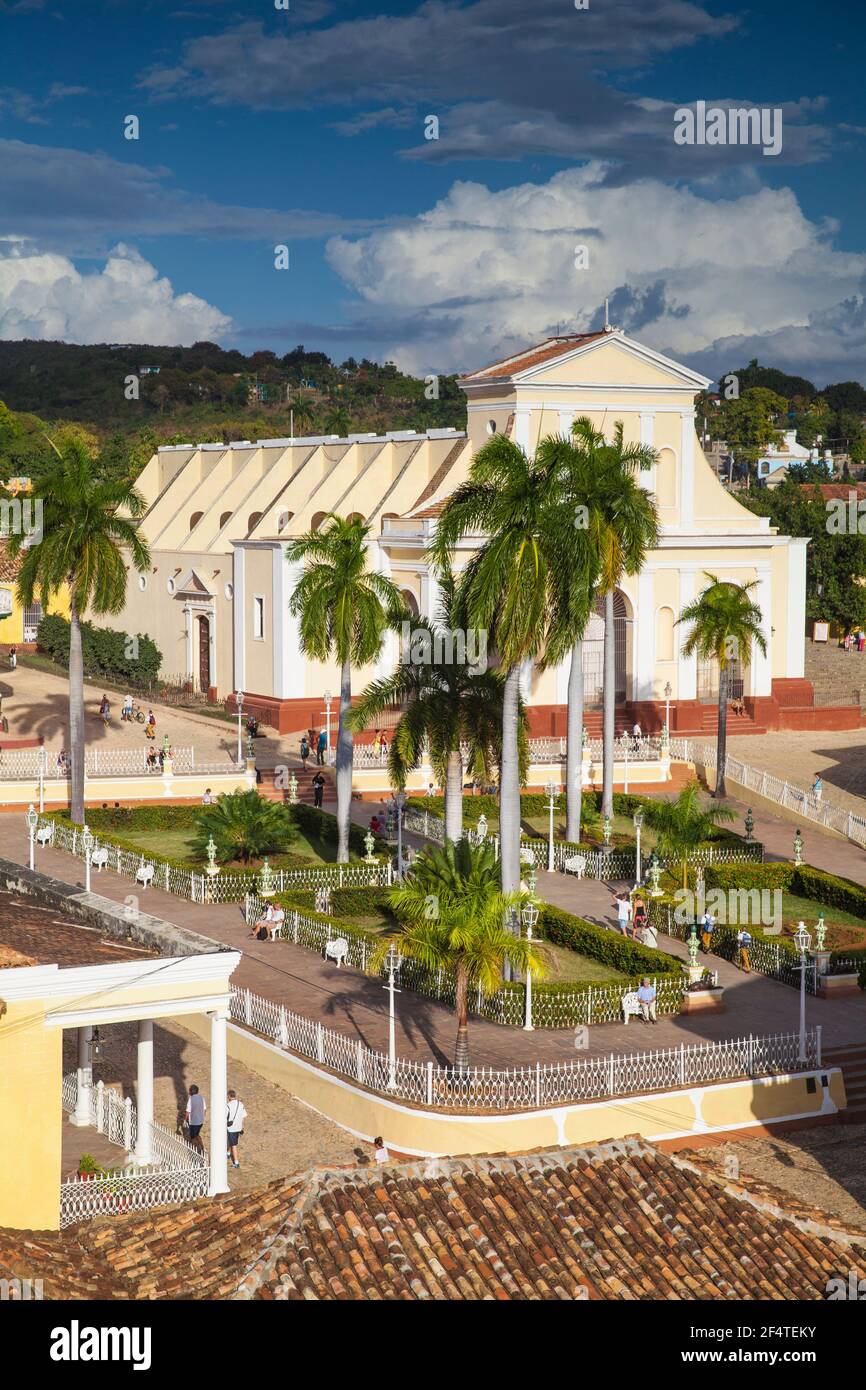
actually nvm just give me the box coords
[104,327,849,738]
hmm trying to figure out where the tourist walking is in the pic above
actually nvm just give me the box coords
[144,710,156,740]
[633,894,648,937]
[812,772,823,803]
[636,978,657,1023]
[99,694,111,725]
[737,927,752,972]
[615,893,632,936]
[226,1090,247,1169]
[184,1085,206,1151]
[700,909,715,953]
[316,728,327,765]
[312,770,325,808]
[8,645,16,670]
[299,735,310,769]
[121,693,134,721]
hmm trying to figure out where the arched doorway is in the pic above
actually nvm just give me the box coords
[197,614,211,691]
[581,591,632,706]
[400,588,419,617]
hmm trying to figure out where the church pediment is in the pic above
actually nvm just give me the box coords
[516,333,711,391]
[174,568,214,597]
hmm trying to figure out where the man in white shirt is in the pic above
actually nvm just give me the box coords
[202,788,214,805]
[268,904,286,940]
[184,1085,206,1150]
[226,1090,247,1169]
[615,894,631,935]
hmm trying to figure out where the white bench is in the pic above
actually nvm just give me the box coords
[135,861,155,889]
[324,937,349,968]
[563,854,587,879]
[35,824,54,847]
[90,846,109,872]
[621,991,641,1024]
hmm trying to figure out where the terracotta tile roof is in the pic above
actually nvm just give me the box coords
[461,332,609,383]
[0,890,159,969]
[8,1138,866,1300]
[0,543,21,583]
[805,483,866,501]
[410,438,468,512]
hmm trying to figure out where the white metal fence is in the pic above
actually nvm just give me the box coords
[60,1073,209,1227]
[243,895,684,1028]
[679,741,866,849]
[228,987,822,1110]
[0,745,240,779]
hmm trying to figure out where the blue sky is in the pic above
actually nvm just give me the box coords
[1,0,865,383]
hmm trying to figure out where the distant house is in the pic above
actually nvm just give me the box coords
[757,430,833,486]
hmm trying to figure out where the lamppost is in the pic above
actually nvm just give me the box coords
[633,808,644,885]
[793,922,812,1063]
[794,827,804,866]
[235,690,245,765]
[323,689,333,763]
[544,781,558,873]
[521,901,539,1031]
[82,823,94,894]
[383,943,401,1090]
[26,802,37,871]
[664,681,672,733]
[744,807,754,843]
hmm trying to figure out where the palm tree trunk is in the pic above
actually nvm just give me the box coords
[335,656,353,863]
[69,595,85,825]
[565,637,584,842]
[499,665,521,894]
[602,588,615,819]
[444,748,464,842]
[715,663,729,799]
[454,962,470,1073]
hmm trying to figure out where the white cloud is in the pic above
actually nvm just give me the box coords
[0,242,232,344]
[325,163,866,383]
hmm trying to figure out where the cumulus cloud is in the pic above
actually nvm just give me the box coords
[0,242,232,344]
[325,164,866,383]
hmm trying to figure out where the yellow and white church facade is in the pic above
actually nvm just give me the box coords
[105,328,837,738]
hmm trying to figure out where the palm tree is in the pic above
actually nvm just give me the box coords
[324,406,351,437]
[677,574,766,799]
[371,840,547,1070]
[9,439,150,823]
[349,576,526,841]
[432,436,561,898]
[286,515,406,861]
[640,781,735,889]
[191,789,296,865]
[533,435,600,843]
[290,397,316,435]
[569,419,659,820]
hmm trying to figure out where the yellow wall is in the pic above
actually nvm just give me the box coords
[0,998,62,1230]
[0,584,70,645]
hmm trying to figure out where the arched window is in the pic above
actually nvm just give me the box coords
[247,511,263,534]
[346,511,364,525]
[656,606,675,662]
[311,511,328,531]
[277,510,294,534]
[400,588,420,616]
[219,510,232,530]
[189,511,204,531]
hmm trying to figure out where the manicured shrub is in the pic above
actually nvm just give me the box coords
[540,903,682,977]
[290,802,387,857]
[37,612,161,683]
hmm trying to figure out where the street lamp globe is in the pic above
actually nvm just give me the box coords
[521,902,540,932]
[633,809,644,832]
[82,824,95,855]
[793,923,812,955]
[25,802,38,834]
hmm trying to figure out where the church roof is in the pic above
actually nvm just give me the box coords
[461,332,609,383]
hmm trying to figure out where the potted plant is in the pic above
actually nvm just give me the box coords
[681,967,726,1014]
[77,1153,100,1180]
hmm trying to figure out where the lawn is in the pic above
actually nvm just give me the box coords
[113,825,344,868]
[776,892,866,951]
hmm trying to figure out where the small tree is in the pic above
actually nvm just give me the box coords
[640,782,735,890]
[370,840,547,1071]
[191,790,296,866]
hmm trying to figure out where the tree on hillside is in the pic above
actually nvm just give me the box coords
[8,439,150,823]
[709,387,788,471]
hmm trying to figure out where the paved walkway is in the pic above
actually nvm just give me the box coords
[6,814,866,1070]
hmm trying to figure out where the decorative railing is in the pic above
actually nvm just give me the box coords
[682,741,866,849]
[228,988,822,1111]
[59,1073,209,1227]
[242,896,683,1028]
[0,745,240,779]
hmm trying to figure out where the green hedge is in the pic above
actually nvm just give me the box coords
[37,612,162,684]
[540,904,682,977]
[291,802,387,857]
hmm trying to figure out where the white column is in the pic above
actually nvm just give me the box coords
[372,542,398,679]
[752,567,773,696]
[209,1011,229,1195]
[513,405,532,453]
[639,411,656,493]
[635,570,654,700]
[70,1025,93,1127]
[786,540,807,678]
[680,411,695,528]
[183,603,193,680]
[134,1019,154,1166]
[420,566,442,625]
[233,546,246,694]
[677,570,697,700]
